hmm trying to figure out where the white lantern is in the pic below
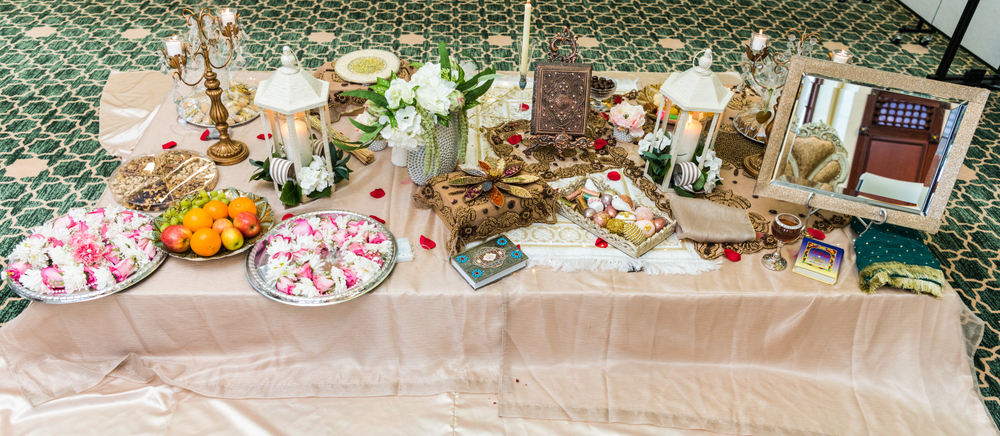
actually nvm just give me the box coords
[255,46,335,203]
[647,48,734,191]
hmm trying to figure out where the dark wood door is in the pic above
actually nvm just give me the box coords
[844,91,944,199]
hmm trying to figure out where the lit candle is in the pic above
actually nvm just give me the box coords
[279,117,313,169]
[165,35,183,57]
[219,8,237,27]
[832,49,853,64]
[674,113,703,163]
[751,30,769,51]
[519,0,532,77]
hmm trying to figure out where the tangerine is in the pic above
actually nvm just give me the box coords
[204,200,229,220]
[190,228,222,256]
[228,197,257,219]
[182,208,213,232]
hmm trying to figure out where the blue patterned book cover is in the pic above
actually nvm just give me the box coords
[451,235,527,290]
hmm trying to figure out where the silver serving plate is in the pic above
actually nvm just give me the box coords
[6,210,168,304]
[244,210,397,306]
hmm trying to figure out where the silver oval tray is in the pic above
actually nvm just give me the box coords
[244,210,397,306]
[6,209,168,304]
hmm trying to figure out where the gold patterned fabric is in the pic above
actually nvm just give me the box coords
[413,161,558,255]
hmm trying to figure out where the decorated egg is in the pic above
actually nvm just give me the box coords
[611,197,633,212]
[615,210,636,222]
[653,217,668,232]
[605,205,617,218]
[592,211,611,227]
[635,219,656,238]
[634,207,654,222]
[601,193,614,206]
[619,195,635,210]
[587,197,605,212]
[616,222,647,245]
[583,208,597,219]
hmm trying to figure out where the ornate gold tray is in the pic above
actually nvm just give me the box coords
[555,176,676,259]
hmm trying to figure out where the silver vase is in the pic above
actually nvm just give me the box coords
[407,111,461,186]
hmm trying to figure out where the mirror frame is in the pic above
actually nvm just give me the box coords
[754,56,989,233]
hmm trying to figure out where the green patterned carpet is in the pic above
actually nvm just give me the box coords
[1,0,999,424]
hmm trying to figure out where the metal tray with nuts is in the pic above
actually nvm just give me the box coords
[109,149,219,212]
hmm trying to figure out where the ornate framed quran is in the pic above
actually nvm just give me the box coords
[530,62,593,137]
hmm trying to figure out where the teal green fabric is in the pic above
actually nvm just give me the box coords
[851,218,945,297]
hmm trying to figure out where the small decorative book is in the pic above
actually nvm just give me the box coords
[450,235,527,290]
[793,237,845,285]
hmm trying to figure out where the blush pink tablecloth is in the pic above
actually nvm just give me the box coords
[0,71,995,435]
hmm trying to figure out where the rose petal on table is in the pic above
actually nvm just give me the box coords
[161,141,177,149]
[807,228,826,240]
[257,133,272,140]
[369,215,386,224]
[401,177,412,185]
[370,188,386,199]
[614,95,622,104]
[595,238,608,248]
[518,103,529,112]
[282,213,294,221]
[600,112,609,121]
[756,232,765,240]
[508,134,522,145]
[419,235,436,250]
[724,248,741,262]
[607,171,621,181]
[200,129,210,141]
[594,139,607,150]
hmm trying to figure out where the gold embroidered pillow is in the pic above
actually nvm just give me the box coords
[413,171,557,254]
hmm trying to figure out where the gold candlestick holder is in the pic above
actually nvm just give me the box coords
[159,8,248,166]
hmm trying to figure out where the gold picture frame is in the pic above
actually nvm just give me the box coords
[754,56,989,233]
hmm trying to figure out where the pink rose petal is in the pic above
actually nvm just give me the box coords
[282,213,294,221]
[594,139,607,150]
[161,141,177,149]
[257,133,272,140]
[724,248,741,262]
[807,228,826,240]
[508,134,522,145]
[370,188,386,199]
[200,129,210,141]
[369,215,386,224]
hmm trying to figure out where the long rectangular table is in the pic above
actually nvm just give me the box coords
[0,71,995,435]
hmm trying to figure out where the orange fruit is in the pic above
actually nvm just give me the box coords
[204,200,229,220]
[182,208,213,232]
[228,197,257,219]
[190,228,222,256]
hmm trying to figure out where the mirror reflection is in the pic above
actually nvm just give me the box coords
[775,74,967,214]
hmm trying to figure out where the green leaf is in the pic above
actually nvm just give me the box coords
[349,117,379,133]
[456,68,497,92]
[692,173,707,191]
[409,61,424,68]
[458,51,480,70]
[438,41,450,73]
[248,158,273,182]
[389,116,397,129]
[462,77,495,109]
[279,181,302,206]
[306,186,332,199]
[673,186,696,198]
[464,100,482,110]
[437,115,449,127]
[371,84,389,94]
[332,139,366,152]
[376,76,390,88]
[341,90,388,108]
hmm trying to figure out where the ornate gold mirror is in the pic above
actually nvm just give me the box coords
[754,57,989,232]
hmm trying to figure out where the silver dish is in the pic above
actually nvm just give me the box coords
[244,210,398,306]
[6,210,168,304]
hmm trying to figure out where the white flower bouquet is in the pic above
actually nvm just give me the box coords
[340,42,498,175]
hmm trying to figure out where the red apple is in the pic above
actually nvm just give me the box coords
[212,218,233,234]
[220,227,244,251]
[160,225,193,253]
[233,211,261,237]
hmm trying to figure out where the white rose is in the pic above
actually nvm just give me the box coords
[384,78,414,109]
[410,62,442,88]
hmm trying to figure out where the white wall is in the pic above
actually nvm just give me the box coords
[898,0,1000,69]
